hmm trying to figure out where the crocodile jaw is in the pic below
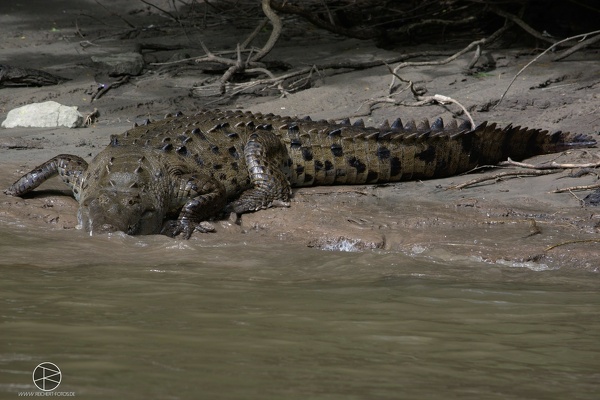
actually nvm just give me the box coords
[78,189,165,236]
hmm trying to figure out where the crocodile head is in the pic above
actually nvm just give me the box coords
[78,170,165,236]
[78,189,163,236]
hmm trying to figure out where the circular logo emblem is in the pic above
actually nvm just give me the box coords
[32,362,62,391]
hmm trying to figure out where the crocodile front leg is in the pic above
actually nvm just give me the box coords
[228,131,292,214]
[161,173,227,239]
[4,154,88,200]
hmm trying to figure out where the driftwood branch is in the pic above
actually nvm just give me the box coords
[0,64,68,87]
[489,5,556,45]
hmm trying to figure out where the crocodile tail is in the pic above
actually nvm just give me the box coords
[463,122,597,165]
[378,121,597,182]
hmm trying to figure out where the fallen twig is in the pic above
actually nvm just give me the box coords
[495,29,600,108]
[552,183,600,193]
[544,239,600,252]
[500,157,600,170]
[450,170,559,190]
[388,22,512,94]
[91,75,130,102]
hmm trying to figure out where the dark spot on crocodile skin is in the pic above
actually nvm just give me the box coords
[230,162,239,171]
[176,146,188,155]
[330,144,343,157]
[304,173,314,183]
[377,146,391,160]
[194,155,204,166]
[526,131,542,154]
[315,161,324,171]
[328,128,342,137]
[162,137,171,143]
[183,136,192,144]
[290,139,301,149]
[175,111,184,117]
[301,147,313,161]
[227,132,239,139]
[219,173,227,180]
[228,146,239,159]
[110,135,119,146]
[324,160,334,171]
[367,171,379,182]
[288,124,299,132]
[295,165,305,175]
[211,145,219,154]
[162,143,173,151]
[213,164,223,170]
[348,156,366,173]
[460,133,474,159]
[390,157,401,176]
[246,121,255,128]
[144,119,152,126]
[416,145,436,163]
[434,159,448,177]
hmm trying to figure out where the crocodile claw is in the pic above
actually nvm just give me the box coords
[160,220,215,239]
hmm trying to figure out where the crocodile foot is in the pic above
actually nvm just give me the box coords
[160,219,215,239]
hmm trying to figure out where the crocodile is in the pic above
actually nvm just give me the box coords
[4,109,597,238]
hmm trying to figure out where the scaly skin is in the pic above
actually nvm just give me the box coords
[4,109,597,238]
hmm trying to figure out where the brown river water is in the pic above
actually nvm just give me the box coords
[0,222,598,399]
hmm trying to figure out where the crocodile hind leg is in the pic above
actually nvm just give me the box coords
[228,132,292,214]
[161,173,228,239]
[4,154,88,200]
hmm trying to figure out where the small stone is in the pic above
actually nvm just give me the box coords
[195,221,216,233]
[2,101,83,128]
[91,52,144,76]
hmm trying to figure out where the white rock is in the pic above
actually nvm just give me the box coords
[2,101,83,128]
